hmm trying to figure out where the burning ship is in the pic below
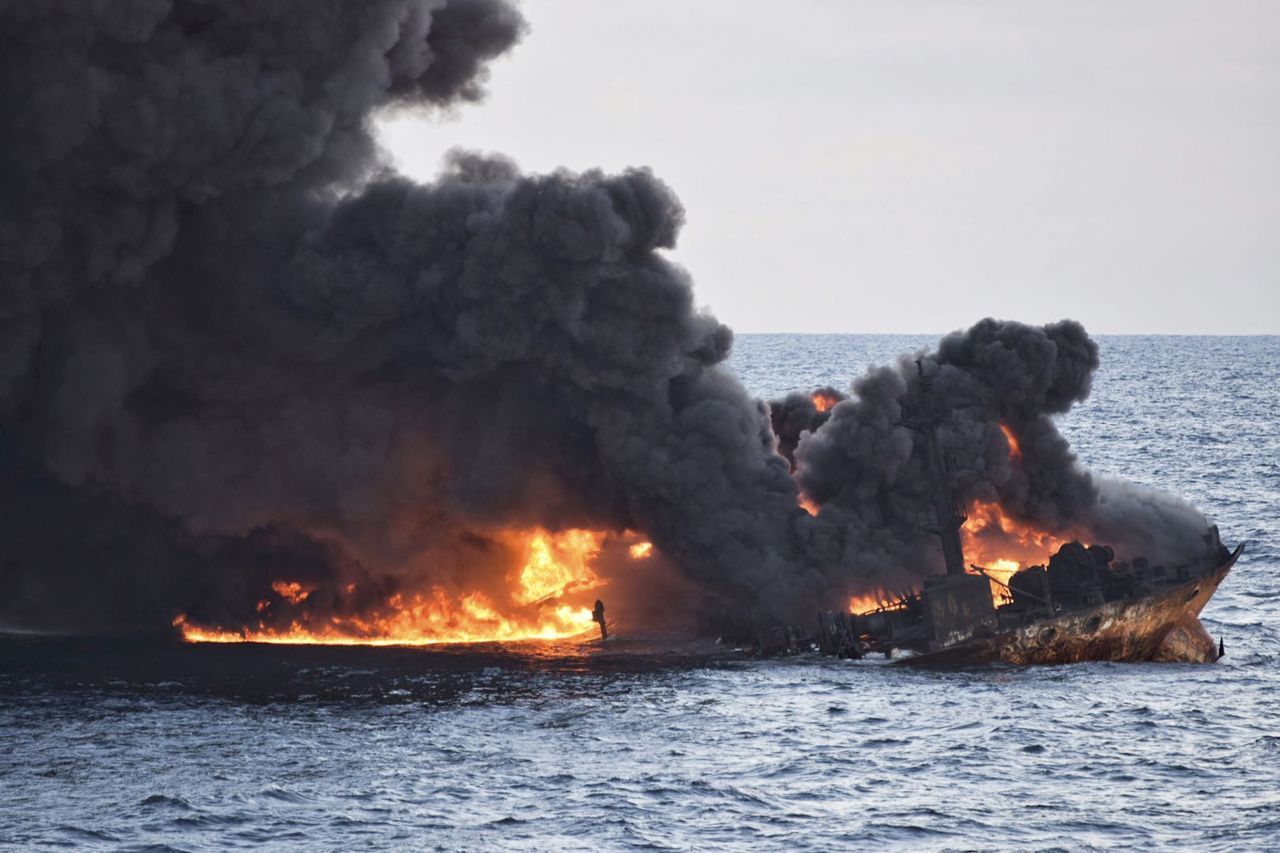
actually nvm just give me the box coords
[0,3,1242,658]
[805,362,1241,666]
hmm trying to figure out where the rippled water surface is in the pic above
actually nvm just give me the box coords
[3,335,1278,851]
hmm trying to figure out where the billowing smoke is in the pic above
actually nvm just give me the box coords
[768,387,844,468]
[0,0,807,633]
[0,2,1213,637]
[789,319,1211,596]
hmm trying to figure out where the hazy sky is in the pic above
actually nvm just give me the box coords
[380,0,1279,335]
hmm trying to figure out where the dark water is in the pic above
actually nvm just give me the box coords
[2,335,1278,851]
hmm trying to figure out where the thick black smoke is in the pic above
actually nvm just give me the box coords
[0,2,1213,636]
[767,387,843,468]
[0,0,812,633]
[791,319,1211,595]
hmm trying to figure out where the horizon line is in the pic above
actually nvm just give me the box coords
[732,331,1280,338]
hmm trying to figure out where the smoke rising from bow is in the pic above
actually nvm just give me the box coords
[0,2,1212,638]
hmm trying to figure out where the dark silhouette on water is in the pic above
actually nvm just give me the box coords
[593,600,608,642]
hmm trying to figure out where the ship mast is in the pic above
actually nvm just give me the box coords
[910,360,968,576]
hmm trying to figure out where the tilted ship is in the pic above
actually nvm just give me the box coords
[812,531,1239,666]
[777,362,1241,665]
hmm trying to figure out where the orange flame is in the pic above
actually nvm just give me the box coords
[849,591,893,614]
[798,493,820,516]
[962,501,1080,601]
[510,529,602,604]
[838,498,1083,614]
[271,580,310,604]
[811,390,841,413]
[629,541,654,559]
[999,423,1022,462]
[174,528,621,647]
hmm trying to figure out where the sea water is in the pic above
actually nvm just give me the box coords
[2,335,1277,851]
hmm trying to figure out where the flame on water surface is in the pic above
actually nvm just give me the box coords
[174,528,634,647]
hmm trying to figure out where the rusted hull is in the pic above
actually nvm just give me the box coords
[1151,613,1219,663]
[896,550,1237,667]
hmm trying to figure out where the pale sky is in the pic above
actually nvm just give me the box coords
[379,0,1280,335]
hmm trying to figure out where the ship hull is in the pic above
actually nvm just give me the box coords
[895,547,1239,667]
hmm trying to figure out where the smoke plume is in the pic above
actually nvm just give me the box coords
[787,319,1210,599]
[0,2,1212,637]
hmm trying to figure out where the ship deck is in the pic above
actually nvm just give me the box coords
[894,544,1242,667]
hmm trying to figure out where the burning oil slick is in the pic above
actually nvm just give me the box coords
[171,528,668,646]
[0,2,1218,649]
